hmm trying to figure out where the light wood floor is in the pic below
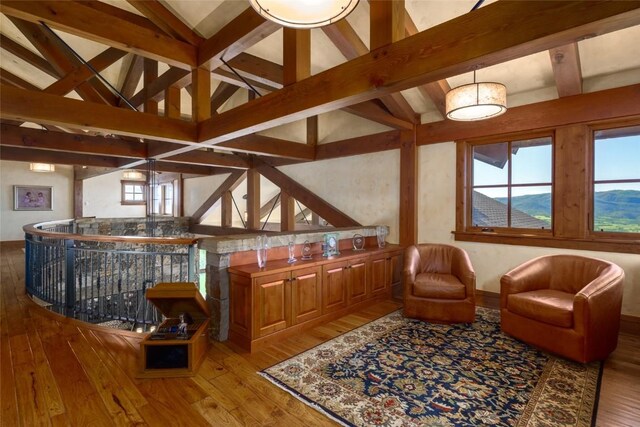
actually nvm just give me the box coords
[1,243,639,426]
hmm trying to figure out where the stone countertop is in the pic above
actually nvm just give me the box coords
[198,226,388,254]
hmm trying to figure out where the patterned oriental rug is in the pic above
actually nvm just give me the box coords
[260,308,602,427]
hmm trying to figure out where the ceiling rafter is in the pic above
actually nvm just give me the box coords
[211,82,240,113]
[44,47,127,98]
[402,12,451,117]
[125,0,204,46]
[0,0,197,69]
[322,7,418,124]
[0,33,58,78]
[0,68,41,91]
[549,43,583,97]
[118,54,144,105]
[9,17,118,105]
[198,7,280,70]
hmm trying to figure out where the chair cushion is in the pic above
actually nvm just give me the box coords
[413,273,466,299]
[507,289,574,328]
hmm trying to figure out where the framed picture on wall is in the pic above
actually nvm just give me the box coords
[14,185,53,211]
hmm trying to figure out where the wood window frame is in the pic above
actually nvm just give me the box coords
[455,121,639,254]
[588,121,640,240]
[121,180,146,205]
[153,182,174,216]
[463,132,554,236]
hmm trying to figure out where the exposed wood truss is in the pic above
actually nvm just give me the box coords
[1,1,640,174]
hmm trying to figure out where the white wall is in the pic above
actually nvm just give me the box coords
[417,142,640,317]
[0,160,74,241]
[280,150,401,243]
[83,171,145,218]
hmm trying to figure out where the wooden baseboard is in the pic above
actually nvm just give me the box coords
[476,290,500,310]
[476,289,640,336]
[620,314,640,336]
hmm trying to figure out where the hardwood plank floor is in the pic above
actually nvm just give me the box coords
[1,243,638,426]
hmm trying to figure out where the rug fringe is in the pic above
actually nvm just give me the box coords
[258,372,352,427]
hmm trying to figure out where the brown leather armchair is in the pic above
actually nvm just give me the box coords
[403,244,476,323]
[501,255,624,363]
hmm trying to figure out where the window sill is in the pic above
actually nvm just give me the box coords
[453,231,639,254]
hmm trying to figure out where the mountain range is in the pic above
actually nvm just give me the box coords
[496,190,640,220]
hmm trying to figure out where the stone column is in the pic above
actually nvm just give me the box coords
[205,252,230,341]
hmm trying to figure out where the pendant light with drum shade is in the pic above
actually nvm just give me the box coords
[249,0,359,29]
[445,70,507,121]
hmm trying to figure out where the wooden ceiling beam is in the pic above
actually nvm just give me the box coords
[119,54,144,105]
[80,1,166,34]
[323,8,418,124]
[197,1,640,145]
[0,68,41,91]
[44,47,127,97]
[403,8,451,117]
[211,82,240,113]
[9,18,117,105]
[0,0,197,69]
[0,123,146,158]
[344,101,413,130]
[0,85,197,143]
[224,53,284,90]
[198,7,280,70]
[217,135,315,160]
[549,43,583,97]
[129,67,191,108]
[417,84,640,145]
[0,34,58,78]
[417,80,451,118]
[125,0,204,46]
[315,130,402,161]
[254,158,360,227]
[192,170,247,223]
[283,28,311,85]
[0,145,123,168]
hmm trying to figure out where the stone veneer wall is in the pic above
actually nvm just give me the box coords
[75,217,191,237]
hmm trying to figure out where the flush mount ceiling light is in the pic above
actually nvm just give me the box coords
[122,170,145,181]
[30,163,55,173]
[249,0,359,29]
[445,70,507,121]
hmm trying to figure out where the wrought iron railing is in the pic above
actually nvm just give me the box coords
[24,220,198,329]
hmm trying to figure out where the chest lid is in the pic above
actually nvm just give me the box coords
[145,282,210,319]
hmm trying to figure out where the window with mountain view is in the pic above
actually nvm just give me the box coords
[593,125,640,234]
[471,136,553,230]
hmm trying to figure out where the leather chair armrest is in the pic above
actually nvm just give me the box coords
[500,257,551,308]
[451,249,476,299]
[403,245,420,298]
[573,266,625,336]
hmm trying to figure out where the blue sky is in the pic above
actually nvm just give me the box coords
[474,134,640,198]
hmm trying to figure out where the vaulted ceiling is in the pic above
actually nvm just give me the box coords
[1,1,640,177]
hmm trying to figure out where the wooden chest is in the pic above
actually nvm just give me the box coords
[138,282,210,378]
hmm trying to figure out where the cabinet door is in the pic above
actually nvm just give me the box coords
[291,266,322,325]
[322,261,348,314]
[229,274,252,338]
[347,257,368,304]
[370,255,390,297]
[389,253,403,299]
[253,272,290,338]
